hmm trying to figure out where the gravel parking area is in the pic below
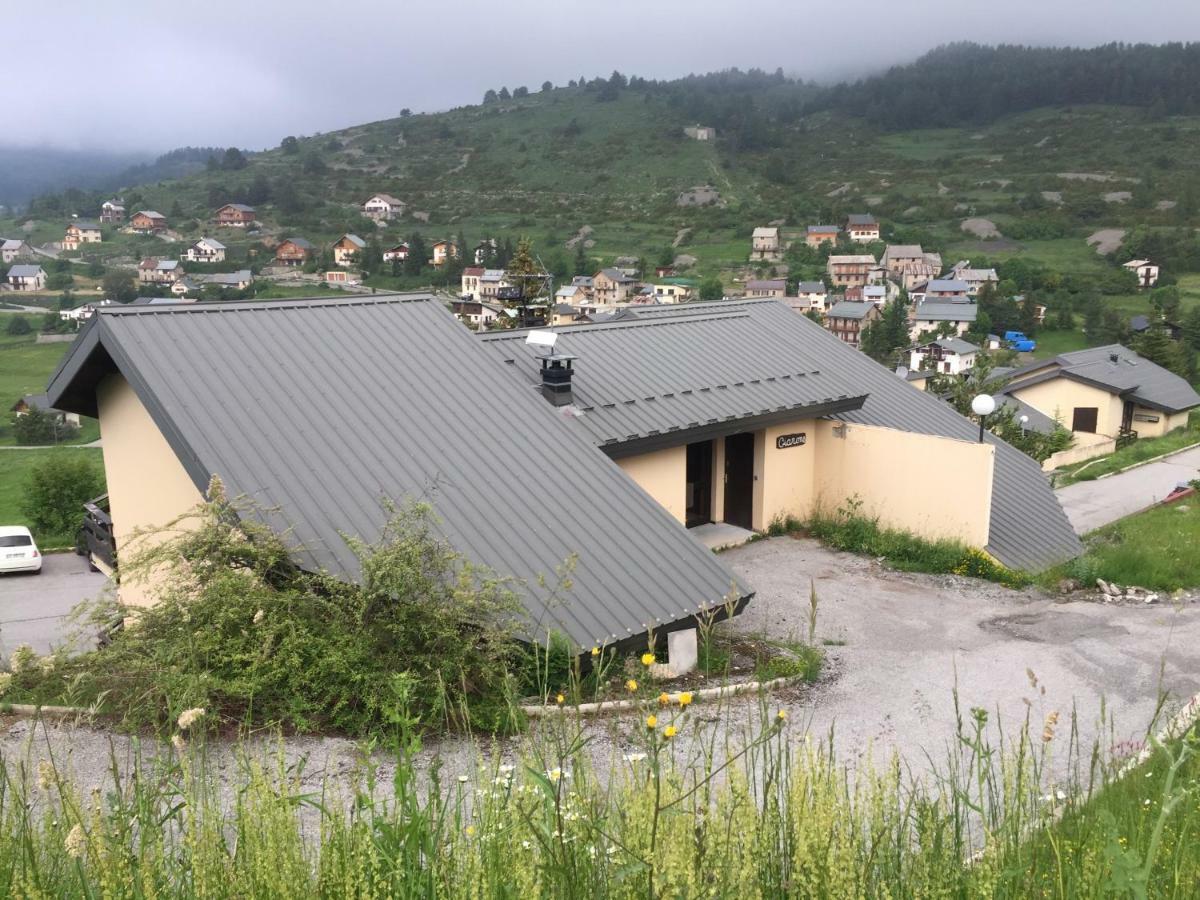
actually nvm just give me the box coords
[0,553,110,663]
[3,537,1197,801]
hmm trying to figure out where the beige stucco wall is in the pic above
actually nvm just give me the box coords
[752,420,817,531]
[616,445,688,524]
[1042,432,1115,471]
[812,421,995,548]
[1131,407,1190,439]
[1008,378,1124,438]
[96,374,205,607]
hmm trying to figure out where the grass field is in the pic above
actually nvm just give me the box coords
[0,448,104,546]
[1065,499,1200,591]
[1056,416,1200,486]
[0,330,97,446]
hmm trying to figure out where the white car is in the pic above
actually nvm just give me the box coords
[0,526,42,574]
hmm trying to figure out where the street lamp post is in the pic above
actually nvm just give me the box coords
[971,393,996,443]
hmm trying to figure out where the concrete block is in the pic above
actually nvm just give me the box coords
[668,627,698,676]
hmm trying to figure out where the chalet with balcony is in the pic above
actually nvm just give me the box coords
[274,238,314,267]
[744,278,786,299]
[805,225,840,247]
[362,194,404,221]
[130,211,167,234]
[5,264,46,291]
[138,258,183,284]
[827,254,876,287]
[332,234,366,267]
[593,268,637,306]
[844,214,880,243]
[824,301,880,348]
[215,204,256,228]
[184,237,226,264]
[750,226,781,261]
[909,338,980,376]
[100,200,125,224]
[63,220,102,250]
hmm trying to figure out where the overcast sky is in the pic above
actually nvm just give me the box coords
[9,1,1200,153]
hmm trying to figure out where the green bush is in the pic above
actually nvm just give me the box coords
[10,407,79,445]
[20,481,529,735]
[20,453,104,538]
[4,314,31,336]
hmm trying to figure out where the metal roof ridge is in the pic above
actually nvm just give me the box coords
[101,293,436,315]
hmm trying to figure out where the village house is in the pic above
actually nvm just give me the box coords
[478,269,511,301]
[750,226,781,261]
[847,284,890,306]
[1,239,33,263]
[909,299,977,340]
[824,301,880,348]
[653,280,695,304]
[555,284,589,306]
[451,297,507,328]
[183,237,226,264]
[683,124,715,140]
[10,393,81,428]
[593,268,637,305]
[100,199,125,224]
[571,275,595,297]
[362,194,404,222]
[214,203,256,228]
[332,234,367,268]
[461,267,484,299]
[170,278,200,296]
[827,254,876,287]
[805,225,840,247]
[383,242,410,263]
[430,240,459,267]
[909,337,980,376]
[5,264,47,291]
[844,214,880,243]
[273,238,314,267]
[138,259,183,285]
[793,281,830,312]
[948,260,999,296]
[744,278,786,299]
[1123,259,1160,288]
[473,239,497,264]
[880,244,926,275]
[63,220,102,250]
[130,211,167,234]
[202,270,254,291]
[1001,345,1200,468]
[550,304,581,326]
[46,295,1081,662]
[922,279,971,302]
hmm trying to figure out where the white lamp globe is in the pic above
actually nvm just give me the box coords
[971,394,996,417]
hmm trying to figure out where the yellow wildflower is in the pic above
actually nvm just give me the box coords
[777,709,788,722]
[641,652,655,667]
[625,679,638,693]
[679,692,693,708]
[646,715,657,730]
[555,693,565,705]
[658,692,670,706]
[664,725,678,739]
[591,646,601,657]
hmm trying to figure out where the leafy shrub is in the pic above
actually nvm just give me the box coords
[4,314,31,335]
[20,454,104,537]
[22,481,529,735]
[10,407,79,445]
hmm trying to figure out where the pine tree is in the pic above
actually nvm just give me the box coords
[573,243,590,277]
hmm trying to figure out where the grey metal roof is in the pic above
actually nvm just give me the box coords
[927,279,969,293]
[1005,345,1200,414]
[807,225,839,233]
[846,214,877,226]
[203,270,253,286]
[71,220,101,231]
[222,204,255,213]
[7,264,44,278]
[914,302,978,322]
[922,337,979,355]
[796,281,827,293]
[478,312,867,454]
[745,279,785,291]
[826,301,877,320]
[610,300,1081,572]
[338,234,367,248]
[598,267,634,283]
[46,294,749,650]
[282,237,313,250]
[196,237,226,250]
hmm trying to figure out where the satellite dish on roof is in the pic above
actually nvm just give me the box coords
[526,330,558,349]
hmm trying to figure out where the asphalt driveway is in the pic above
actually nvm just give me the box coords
[0,552,110,662]
[1056,445,1200,534]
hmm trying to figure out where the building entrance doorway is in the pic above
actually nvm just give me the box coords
[685,440,713,528]
[723,432,755,530]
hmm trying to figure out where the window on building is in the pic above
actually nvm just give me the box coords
[1072,407,1099,433]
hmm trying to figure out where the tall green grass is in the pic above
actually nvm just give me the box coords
[0,698,1194,897]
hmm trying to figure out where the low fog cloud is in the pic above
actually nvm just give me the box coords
[8,0,1200,152]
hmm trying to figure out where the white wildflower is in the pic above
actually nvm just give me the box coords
[623,753,648,764]
[498,764,515,775]
[457,774,469,784]
[171,734,186,753]
[176,707,206,731]
[38,654,57,675]
[252,609,265,625]
[37,760,54,791]
[64,823,85,859]
[0,672,13,697]
[10,644,36,674]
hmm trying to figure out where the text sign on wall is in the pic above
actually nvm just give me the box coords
[776,432,807,450]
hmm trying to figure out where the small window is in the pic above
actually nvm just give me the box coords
[1072,407,1099,433]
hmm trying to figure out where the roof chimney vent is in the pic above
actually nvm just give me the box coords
[540,353,576,406]
[1109,352,1120,364]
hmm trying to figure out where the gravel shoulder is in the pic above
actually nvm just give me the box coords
[4,537,1196,804]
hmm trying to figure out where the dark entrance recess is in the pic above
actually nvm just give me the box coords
[1072,407,1099,433]
[685,440,713,528]
[723,432,755,530]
